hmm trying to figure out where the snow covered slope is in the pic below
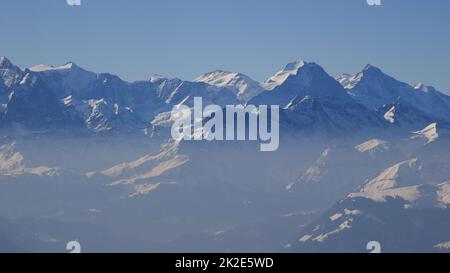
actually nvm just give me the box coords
[291,136,450,252]
[252,61,351,107]
[337,65,450,122]
[194,70,264,103]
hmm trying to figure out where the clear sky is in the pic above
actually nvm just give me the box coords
[1,0,449,92]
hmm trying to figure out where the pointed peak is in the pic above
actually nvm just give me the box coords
[336,65,386,90]
[0,56,14,68]
[262,60,318,90]
[284,60,324,75]
[363,63,374,70]
[283,60,307,72]
[63,61,78,69]
[362,64,383,73]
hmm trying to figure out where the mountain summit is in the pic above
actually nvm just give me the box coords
[1,56,450,135]
[0,56,14,68]
[251,61,351,106]
[29,62,79,72]
[337,65,450,122]
[261,60,307,90]
[194,70,264,102]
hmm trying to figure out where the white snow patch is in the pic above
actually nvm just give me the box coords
[299,234,313,242]
[29,63,74,72]
[384,106,396,124]
[437,182,450,205]
[261,60,305,90]
[434,241,450,249]
[412,123,439,144]
[330,213,343,221]
[194,70,264,102]
[355,139,389,153]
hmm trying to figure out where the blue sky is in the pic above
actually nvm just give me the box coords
[1,0,449,92]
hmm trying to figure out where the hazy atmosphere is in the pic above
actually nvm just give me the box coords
[1,0,450,255]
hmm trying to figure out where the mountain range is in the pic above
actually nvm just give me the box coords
[292,129,450,252]
[2,56,450,136]
[1,55,450,252]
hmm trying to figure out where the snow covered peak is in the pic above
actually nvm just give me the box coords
[362,64,383,74]
[351,64,385,83]
[29,62,78,72]
[283,60,306,72]
[0,56,14,68]
[251,61,351,106]
[353,158,420,196]
[337,64,385,90]
[0,57,24,87]
[262,60,309,90]
[195,70,233,85]
[194,70,263,102]
[195,70,241,85]
[335,65,384,92]
[27,61,98,98]
[337,63,450,116]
